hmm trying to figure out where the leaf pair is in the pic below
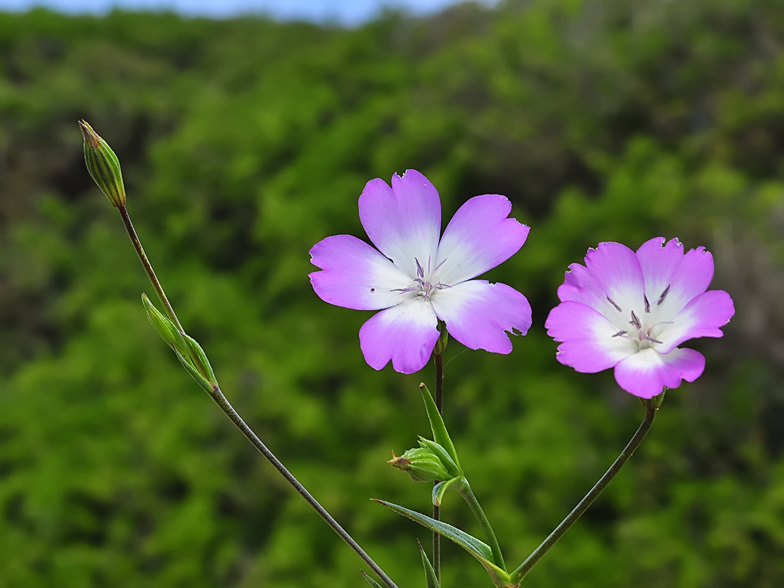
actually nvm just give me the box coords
[141,293,217,393]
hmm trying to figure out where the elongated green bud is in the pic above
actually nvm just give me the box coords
[79,120,126,207]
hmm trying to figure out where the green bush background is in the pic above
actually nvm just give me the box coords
[1,1,783,586]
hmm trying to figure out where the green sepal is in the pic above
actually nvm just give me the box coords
[360,571,385,588]
[417,539,439,588]
[432,476,462,507]
[389,447,452,483]
[78,120,126,208]
[373,500,514,587]
[418,437,461,478]
[418,384,460,470]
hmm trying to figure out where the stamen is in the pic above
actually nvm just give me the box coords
[644,295,650,313]
[606,296,622,312]
[434,258,448,272]
[629,310,641,329]
[612,330,628,338]
[657,284,670,305]
[415,258,425,279]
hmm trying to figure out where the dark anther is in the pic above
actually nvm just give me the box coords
[657,284,670,305]
[606,295,622,312]
[612,330,628,338]
[371,288,375,292]
[644,295,650,313]
[629,310,641,329]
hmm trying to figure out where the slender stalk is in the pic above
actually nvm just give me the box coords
[459,481,506,571]
[118,205,183,332]
[511,399,659,583]
[208,384,399,588]
[433,351,445,584]
[116,205,399,588]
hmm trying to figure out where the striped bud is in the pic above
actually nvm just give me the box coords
[78,120,126,207]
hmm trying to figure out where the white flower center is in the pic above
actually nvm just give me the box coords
[607,285,673,351]
[392,256,450,302]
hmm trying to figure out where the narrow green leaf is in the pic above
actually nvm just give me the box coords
[182,333,217,385]
[142,293,186,352]
[432,476,462,507]
[375,500,515,588]
[417,539,439,588]
[375,499,491,561]
[172,347,215,393]
[360,571,385,588]
[418,384,461,470]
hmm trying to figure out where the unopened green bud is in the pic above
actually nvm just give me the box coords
[79,120,126,207]
[389,446,452,483]
[418,437,461,477]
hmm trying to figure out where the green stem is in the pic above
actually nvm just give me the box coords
[510,398,659,584]
[433,351,444,585]
[458,481,506,571]
[208,384,399,588]
[118,205,183,332]
[117,205,399,588]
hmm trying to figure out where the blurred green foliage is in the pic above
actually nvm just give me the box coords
[1,0,784,586]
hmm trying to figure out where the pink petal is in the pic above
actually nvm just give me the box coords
[613,347,706,398]
[557,242,646,329]
[359,298,440,374]
[545,301,637,373]
[635,237,715,320]
[309,235,412,310]
[430,280,532,354]
[434,195,530,285]
[358,170,441,279]
[656,289,735,354]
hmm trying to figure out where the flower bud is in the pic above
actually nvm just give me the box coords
[389,447,451,483]
[79,120,126,207]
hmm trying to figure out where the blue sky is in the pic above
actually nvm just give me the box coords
[0,0,496,25]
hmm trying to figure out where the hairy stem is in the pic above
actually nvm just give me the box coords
[511,398,660,583]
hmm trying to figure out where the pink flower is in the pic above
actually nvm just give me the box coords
[545,238,735,398]
[309,170,532,374]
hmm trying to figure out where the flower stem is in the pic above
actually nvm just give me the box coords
[208,384,400,588]
[116,205,399,588]
[458,481,506,571]
[118,205,183,332]
[433,351,444,584]
[510,397,660,584]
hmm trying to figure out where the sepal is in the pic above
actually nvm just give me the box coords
[389,447,452,483]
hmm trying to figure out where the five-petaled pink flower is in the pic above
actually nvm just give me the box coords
[545,238,735,398]
[309,170,532,374]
